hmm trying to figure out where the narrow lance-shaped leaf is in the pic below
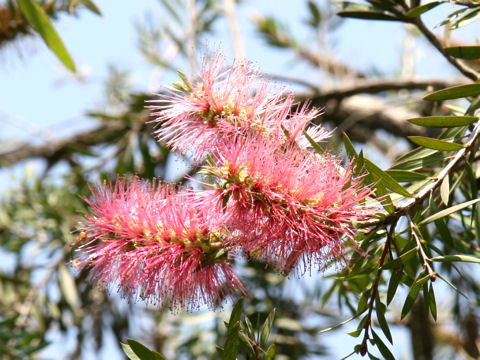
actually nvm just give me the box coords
[259,308,276,349]
[445,46,480,60]
[419,198,480,225]
[17,0,76,71]
[428,283,437,321]
[452,7,480,29]
[408,136,464,151]
[125,339,167,360]
[440,174,450,206]
[424,84,480,101]
[430,255,480,264]
[387,270,403,305]
[223,298,244,360]
[408,116,478,128]
[303,130,325,154]
[364,159,412,197]
[406,1,444,18]
[336,10,401,21]
[371,329,395,360]
[383,246,419,270]
[375,298,392,344]
[385,170,428,182]
[401,273,432,319]
[264,343,276,360]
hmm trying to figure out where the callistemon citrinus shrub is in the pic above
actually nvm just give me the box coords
[75,53,374,310]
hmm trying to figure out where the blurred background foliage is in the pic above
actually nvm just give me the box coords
[1,0,480,359]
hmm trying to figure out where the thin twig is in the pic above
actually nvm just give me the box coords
[303,77,461,102]
[412,17,479,81]
[409,217,437,280]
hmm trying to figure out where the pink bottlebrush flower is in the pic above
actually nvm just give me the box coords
[149,53,328,159]
[75,178,245,310]
[199,135,372,273]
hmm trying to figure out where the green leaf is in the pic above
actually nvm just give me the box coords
[17,0,76,71]
[385,170,428,182]
[375,299,392,344]
[176,70,193,92]
[418,198,480,225]
[445,46,480,59]
[364,159,412,197]
[79,0,102,15]
[452,7,480,29]
[357,290,370,314]
[259,309,276,348]
[406,1,444,17]
[408,136,464,151]
[371,330,395,360]
[223,298,244,360]
[307,0,322,27]
[58,265,80,317]
[383,246,419,270]
[126,339,166,360]
[238,329,256,357]
[430,255,480,264]
[303,130,325,154]
[342,132,358,158]
[424,84,480,101]
[387,270,403,305]
[440,174,450,206]
[408,116,478,128]
[264,343,276,360]
[336,10,401,21]
[401,273,431,319]
[333,1,377,11]
[428,283,437,321]
[121,343,141,360]
[318,314,359,333]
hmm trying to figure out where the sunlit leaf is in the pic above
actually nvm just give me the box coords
[364,159,412,197]
[423,84,480,101]
[440,174,450,206]
[419,198,480,225]
[125,339,166,360]
[408,116,478,128]
[79,0,102,15]
[385,170,428,182]
[452,7,480,29]
[430,255,480,263]
[408,136,464,151]
[17,0,76,71]
[406,1,444,17]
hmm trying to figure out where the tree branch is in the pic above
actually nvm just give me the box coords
[0,122,132,168]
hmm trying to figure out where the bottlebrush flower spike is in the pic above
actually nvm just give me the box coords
[199,135,373,273]
[149,52,329,159]
[74,178,245,310]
